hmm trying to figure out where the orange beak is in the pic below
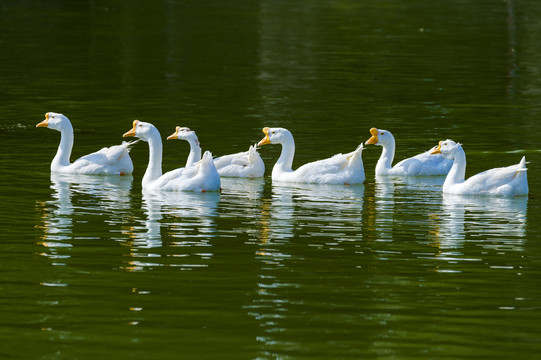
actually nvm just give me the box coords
[430,141,443,155]
[36,113,50,128]
[257,127,271,146]
[123,120,138,137]
[167,126,181,140]
[365,128,379,145]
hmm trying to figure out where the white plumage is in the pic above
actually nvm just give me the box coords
[167,126,265,178]
[37,112,136,175]
[431,140,528,196]
[257,127,365,185]
[213,144,265,178]
[365,128,452,176]
[123,120,220,192]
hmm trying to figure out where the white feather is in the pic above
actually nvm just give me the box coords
[257,127,365,185]
[37,112,135,175]
[436,140,528,196]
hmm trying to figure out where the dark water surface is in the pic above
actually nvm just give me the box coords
[1,1,541,358]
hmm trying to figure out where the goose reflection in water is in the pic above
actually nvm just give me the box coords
[263,182,365,241]
[220,177,265,201]
[37,173,133,263]
[54,172,133,211]
[255,181,364,268]
[250,182,365,344]
[218,178,265,241]
[433,194,527,251]
[368,176,445,243]
[376,174,445,195]
[370,176,396,242]
[122,190,220,272]
[140,190,220,244]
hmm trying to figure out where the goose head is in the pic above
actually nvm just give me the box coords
[166,126,200,146]
[36,112,71,131]
[365,128,395,146]
[258,127,293,146]
[431,139,461,159]
[123,120,158,142]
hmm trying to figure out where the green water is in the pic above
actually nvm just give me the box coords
[1,0,541,358]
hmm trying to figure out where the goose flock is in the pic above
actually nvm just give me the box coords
[37,112,529,196]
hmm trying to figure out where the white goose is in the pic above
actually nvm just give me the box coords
[431,140,528,196]
[166,127,202,168]
[365,128,452,176]
[167,126,265,178]
[123,120,220,192]
[36,112,136,175]
[257,127,365,184]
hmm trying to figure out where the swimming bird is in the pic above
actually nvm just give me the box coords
[431,139,528,196]
[36,112,136,175]
[365,128,452,176]
[257,127,365,184]
[123,120,220,192]
[167,126,265,178]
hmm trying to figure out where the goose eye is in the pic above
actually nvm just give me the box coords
[272,131,276,134]
[380,132,384,135]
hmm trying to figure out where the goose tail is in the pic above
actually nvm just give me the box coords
[345,143,364,167]
[516,156,528,172]
[122,139,141,152]
[248,144,259,162]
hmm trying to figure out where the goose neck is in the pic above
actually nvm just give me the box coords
[52,125,74,169]
[376,141,395,173]
[185,138,202,167]
[444,146,467,189]
[143,132,163,187]
[272,136,295,176]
